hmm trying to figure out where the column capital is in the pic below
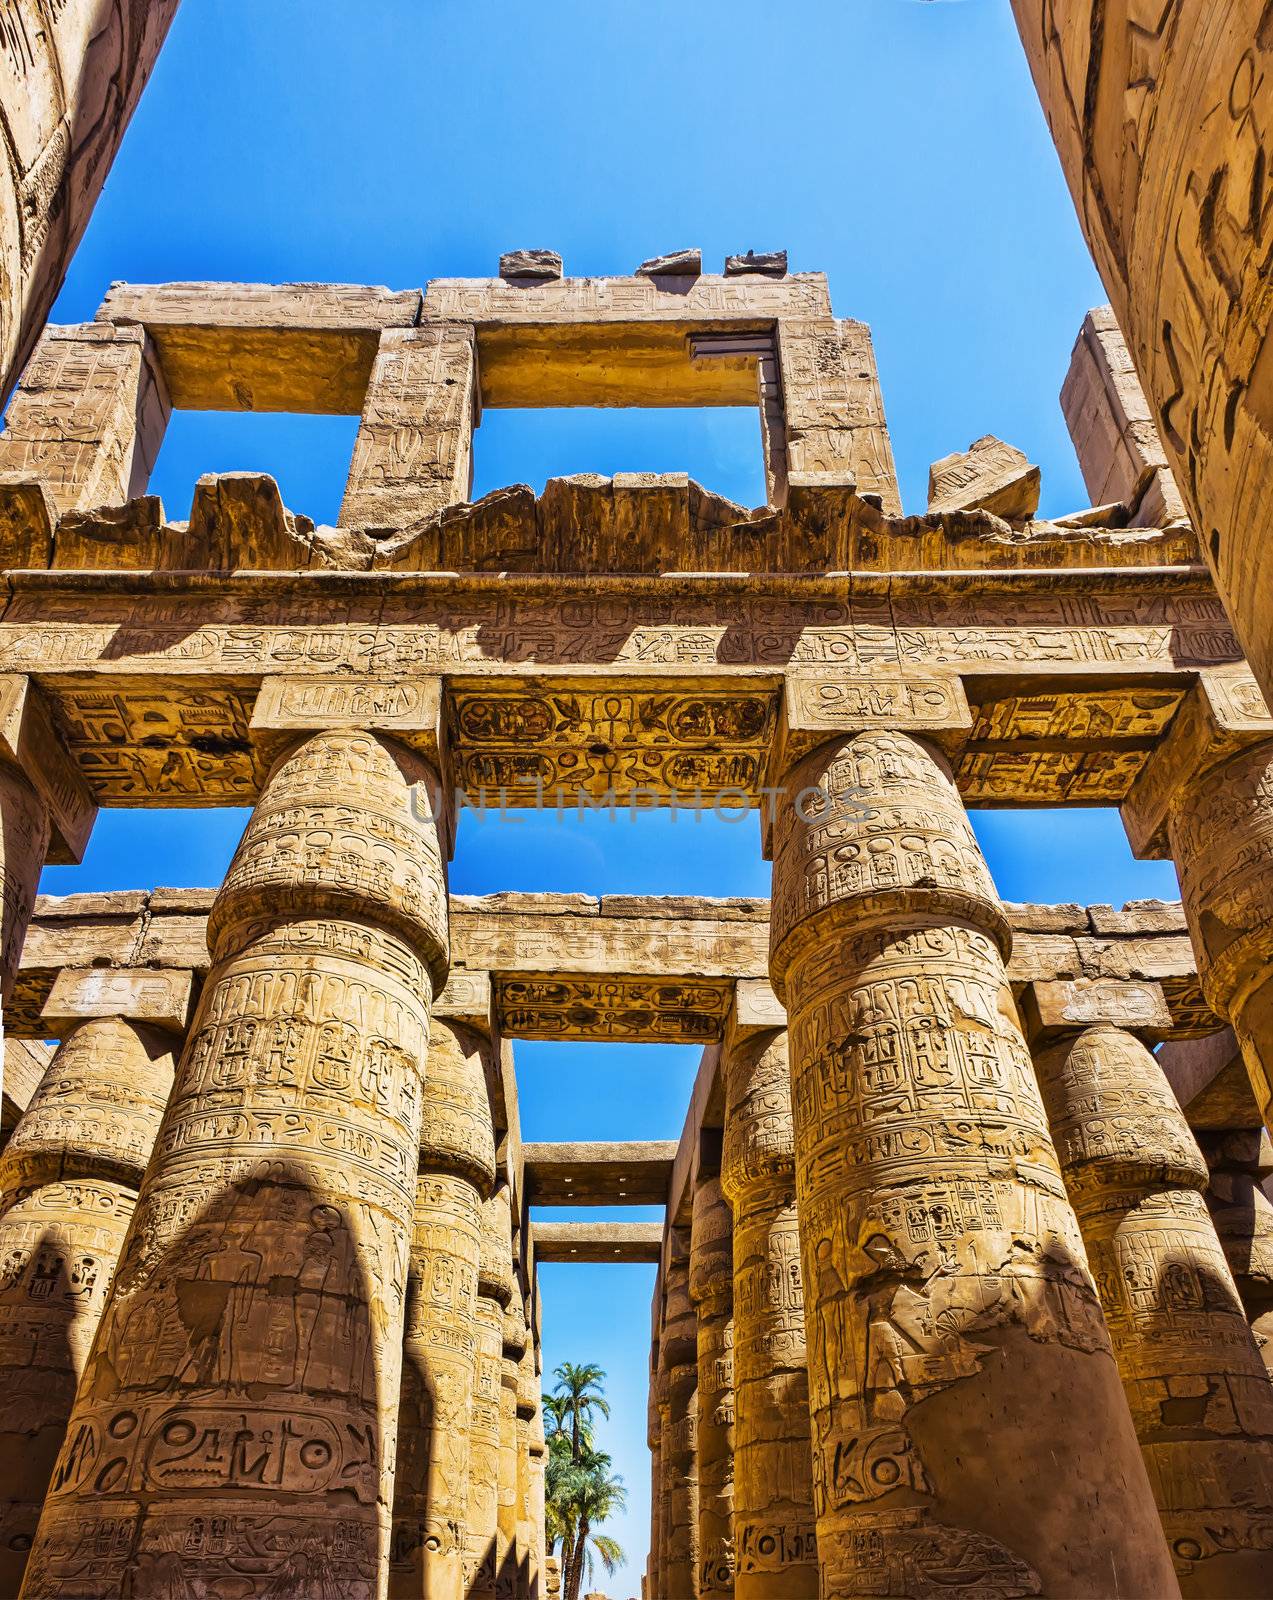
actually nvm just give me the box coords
[1123,667,1273,858]
[0,673,96,863]
[1020,976,1172,1046]
[40,965,194,1036]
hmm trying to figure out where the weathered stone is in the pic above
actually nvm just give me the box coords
[1035,1024,1273,1594]
[927,434,1041,520]
[724,251,788,278]
[769,728,1177,1595]
[719,1026,817,1600]
[21,729,450,1596]
[0,1000,178,1595]
[0,3,179,401]
[499,250,563,281]
[690,1175,735,1596]
[637,249,702,277]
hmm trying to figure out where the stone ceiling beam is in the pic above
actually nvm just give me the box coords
[533,1221,662,1264]
[523,1141,677,1206]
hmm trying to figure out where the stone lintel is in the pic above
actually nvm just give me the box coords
[523,1141,677,1206]
[420,272,832,327]
[0,675,96,863]
[1123,669,1273,857]
[40,965,194,1035]
[97,282,424,413]
[1157,1027,1263,1132]
[1020,977,1172,1043]
[533,1221,662,1264]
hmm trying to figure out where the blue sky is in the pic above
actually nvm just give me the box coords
[33,2,1184,1592]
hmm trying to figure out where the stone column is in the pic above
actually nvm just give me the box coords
[0,968,187,1592]
[646,1358,663,1598]
[660,1248,698,1600]
[1010,2,1273,708]
[1203,1128,1273,1376]
[516,1318,537,1598]
[719,1025,817,1600]
[500,1297,527,1599]
[339,325,478,529]
[0,323,171,513]
[689,1175,734,1597]
[527,1361,546,1600]
[22,727,450,1598]
[1034,1019,1273,1595]
[471,1187,516,1598]
[390,1016,497,1598]
[1124,674,1273,1139]
[0,677,95,1058]
[769,726,1178,1596]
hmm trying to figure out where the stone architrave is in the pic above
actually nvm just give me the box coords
[1125,678,1273,1138]
[0,677,96,1054]
[0,323,170,513]
[719,1027,818,1600]
[390,1017,497,1598]
[689,1175,735,1597]
[338,324,477,529]
[20,728,450,1597]
[769,728,1179,1596]
[471,1187,516,1598]
[0,2,179,401]
[1010,2,1273,707]
[0,986,179,1594]
[1035,1023,1273,1594]
[659,1249,698,1600]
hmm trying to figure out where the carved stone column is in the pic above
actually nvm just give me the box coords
[516,1319,537,1598]
[22,727,450,1598]
[719,1025,818,1600]
[500,1297,528,1599]
[0,324,170,513]
[647,1361,664,1598]
[689,1175,734,1598]
[1203,1128,1273,1376]
[471,1187,516,1598]
[339,325,478,529]
[661,1248,698,1600]
[390,1017,497,1598]
[770,726,1178,1596]
[527,1364,546,1600]
[0,968,187,1592]
[1124,674,1273,1138]
[0,678,95,1056]
[1034,1020,1273,1594]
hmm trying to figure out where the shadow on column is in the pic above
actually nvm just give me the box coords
[25,1163,386,1597]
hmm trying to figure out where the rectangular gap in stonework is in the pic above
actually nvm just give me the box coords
[38,809,248,898]
[471,406,768,510]
[146,410,361,525]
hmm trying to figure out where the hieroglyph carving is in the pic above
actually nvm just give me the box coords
[390,1016,497,1599]
[1035,1025,1273,1595]
[769,729,1179,1597]
[0,1016,176,1593]
[718,1030,817,1600]
[20,728,450,1598]
[659,1254,698,1600]
[689,1177,735,1596]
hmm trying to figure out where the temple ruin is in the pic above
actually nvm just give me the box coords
[0,255,1272,1598]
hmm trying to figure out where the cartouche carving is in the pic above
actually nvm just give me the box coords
[1036,1024,1273,1595]
[769,729,1179,1597]
[20,729,449,1598]
[390,1017,497,1599]
[719,1030,817,1600]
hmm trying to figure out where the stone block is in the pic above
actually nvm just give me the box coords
[637,249,702,276]
[927,435,1041,520]
[41,965,194,1034]
[0,476,55,568]
[724,249,788,277]
[499,249,563,281]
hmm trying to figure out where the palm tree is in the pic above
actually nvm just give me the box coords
[550,1361,610,1463]
[542,1390,573,1450]
[554,1443,626,1600]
